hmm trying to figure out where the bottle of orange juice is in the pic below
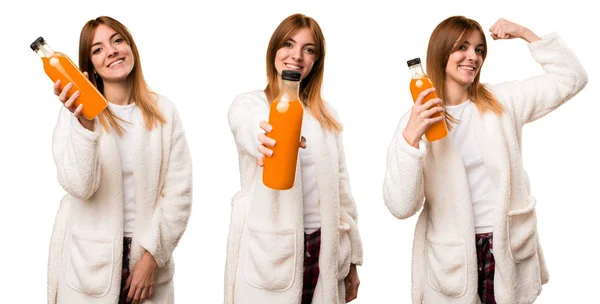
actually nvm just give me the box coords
[263,70,304,190]
[31,37,108,120]
[407,57,447,141]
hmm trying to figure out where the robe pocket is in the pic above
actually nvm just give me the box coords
[245,226,297,291]
[66,231,114,297]
[337,222,352,280]
[426,237,467,297]
[507,196,538,263]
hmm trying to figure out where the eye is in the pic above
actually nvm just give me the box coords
[304,47,315,54]
[476,48,485,55]
[114,37,124,44]
[92,48,101,55]
[458,45,467,50]
[283,42,293,48]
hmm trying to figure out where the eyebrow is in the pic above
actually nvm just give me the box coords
[462,40,486,48]
[91,33,120,47]
[287,38,316,47]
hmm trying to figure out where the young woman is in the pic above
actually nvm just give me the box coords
[383,16,587,304]
[48,16,192,304]
[225,13,363,304]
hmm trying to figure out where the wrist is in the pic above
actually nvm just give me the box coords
[402,130,420,148]
[520,28,541,43]
[143,251,158,266]
[78,118,95,131]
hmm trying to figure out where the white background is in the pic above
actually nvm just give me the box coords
[1,0,598,303]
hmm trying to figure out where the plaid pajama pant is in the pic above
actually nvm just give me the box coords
[302,228,321,304]
[119,237,133,304]
[476,232,496,304]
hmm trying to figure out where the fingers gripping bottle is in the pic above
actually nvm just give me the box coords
[263,70,304,190]
[407,57,448,141]
[31,37,108,120]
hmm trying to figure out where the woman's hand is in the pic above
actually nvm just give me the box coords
[345,264,360,302]
[53,71,95,131]
[257,120,306,167]
[125,251,158,304]
[489,18,541,43]
[402,88,445,148]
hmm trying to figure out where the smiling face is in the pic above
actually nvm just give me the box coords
[89,24,135,84]
[445,30,486,89]
[274,27,317,81]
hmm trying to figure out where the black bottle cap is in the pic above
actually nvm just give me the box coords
[30,36,45,51]
[282,70,302,81]
[407,57,421,67]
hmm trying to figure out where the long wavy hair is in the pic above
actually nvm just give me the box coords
[79,16,165,135]
[264,14,342,132]
[427,16,503,118]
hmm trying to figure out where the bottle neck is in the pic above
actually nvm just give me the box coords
[35,43,55,58]
[409,63,426,79]
[279,79,301,102]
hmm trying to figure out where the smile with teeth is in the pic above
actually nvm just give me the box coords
[459,65,476,71]
[108,59,124,68]
[285,63,303,71]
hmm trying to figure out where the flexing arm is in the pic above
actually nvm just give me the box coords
[489,19,588,125]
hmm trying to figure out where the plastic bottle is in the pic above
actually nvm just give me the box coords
[263,70,304,190]
[408,57,447,141]
[31,36,107,120]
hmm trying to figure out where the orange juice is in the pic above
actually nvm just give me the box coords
[31,37,107,120]
[407,57,447,141]
[263,70,304,190]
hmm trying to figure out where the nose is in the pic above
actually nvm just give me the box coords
[107,46,119,58]
[466,47,477,61]
[291,46,303,61]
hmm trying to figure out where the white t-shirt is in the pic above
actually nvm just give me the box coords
[445,100,497,234]
[108,102,137,237]
[299,108,321,234]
